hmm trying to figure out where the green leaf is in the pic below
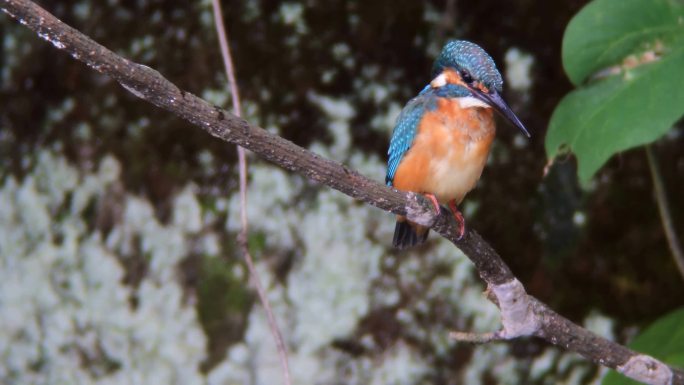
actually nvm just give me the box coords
[603,308,684,385]
[546,46,684,183]
[563,0,684,86]
[546,0,684,184]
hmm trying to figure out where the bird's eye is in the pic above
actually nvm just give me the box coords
[460,70,473,84]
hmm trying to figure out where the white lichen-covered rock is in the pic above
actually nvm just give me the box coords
[0,150,207,385]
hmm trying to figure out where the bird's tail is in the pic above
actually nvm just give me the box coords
[392,218,429,249]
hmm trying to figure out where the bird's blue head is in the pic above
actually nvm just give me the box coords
[432,40,504,93]
[430,40,530,137]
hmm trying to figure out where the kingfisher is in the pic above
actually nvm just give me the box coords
[386,40,530,248]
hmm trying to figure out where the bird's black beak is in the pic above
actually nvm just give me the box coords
[473,89,530,138]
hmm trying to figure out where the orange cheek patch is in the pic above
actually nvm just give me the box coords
[442,68,466,87]
[441,69,490,95]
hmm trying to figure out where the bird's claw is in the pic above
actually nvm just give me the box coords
[449,200,466,240]
[424,193,441,215]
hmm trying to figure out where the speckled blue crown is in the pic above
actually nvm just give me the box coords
[432,40,504,92]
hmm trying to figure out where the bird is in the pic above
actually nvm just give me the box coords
[386,40,530,249]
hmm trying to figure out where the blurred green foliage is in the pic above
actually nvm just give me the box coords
[603,307,684,384]
[547,0,684,380]
[546,0,684,183]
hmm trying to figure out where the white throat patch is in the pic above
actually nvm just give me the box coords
[457,96,491,109]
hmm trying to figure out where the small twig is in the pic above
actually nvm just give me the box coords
[646,144,684,281]
[210,1,291,384]
[449,331,502,344]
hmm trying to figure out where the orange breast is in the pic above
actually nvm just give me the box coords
[392,98,496,204]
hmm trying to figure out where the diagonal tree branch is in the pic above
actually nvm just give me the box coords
[2,1,682,384]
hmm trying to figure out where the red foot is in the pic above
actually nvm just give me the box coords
[448,200,466,240]
[424,193,441,215]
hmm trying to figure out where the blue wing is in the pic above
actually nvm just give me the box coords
[386,92,431,186]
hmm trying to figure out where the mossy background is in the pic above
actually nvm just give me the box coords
[1,1,683,384]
